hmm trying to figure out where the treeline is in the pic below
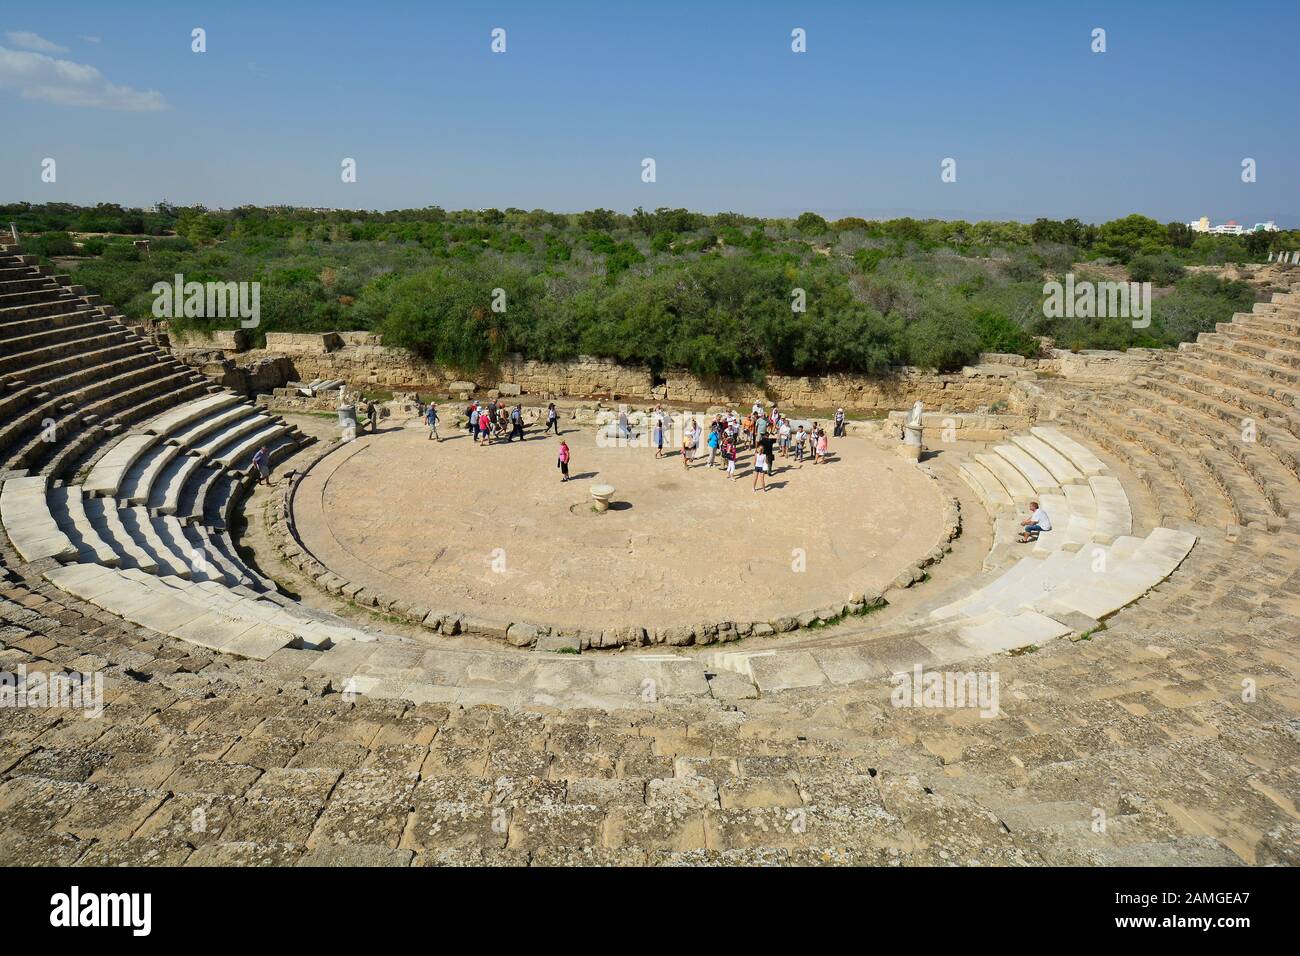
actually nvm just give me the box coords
[8,203,1281,378]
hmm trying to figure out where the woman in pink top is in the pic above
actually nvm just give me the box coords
[557,440,570,481]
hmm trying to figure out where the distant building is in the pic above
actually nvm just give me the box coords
[1187,216,1279,235]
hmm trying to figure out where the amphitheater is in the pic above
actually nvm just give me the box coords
[0,242,1296,867]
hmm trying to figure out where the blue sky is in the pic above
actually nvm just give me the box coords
[2,0,1296,224]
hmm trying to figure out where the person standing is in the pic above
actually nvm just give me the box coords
[752,445,769,492]
[545,402,560,436]
[681,423,695,470]
[760,431,777,478]
[815,427,829,465]
[722,434,738,480]
[365,398,378,434]
[653,411,665,459]
[425,402,440,441]
[834,407,846,438]
[706,422,721,469]
[469,402,480,440]
[510,404,524,442]
[778,416,791,458]
[794,424,808,466]
[557,439,571,482]
[249,445,272,485]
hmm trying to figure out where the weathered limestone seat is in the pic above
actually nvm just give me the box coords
[961,428,1133,562]
[1046,292,1300,534]
[0,475,78,562]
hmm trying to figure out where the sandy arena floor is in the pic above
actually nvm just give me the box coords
[291,420,946,632]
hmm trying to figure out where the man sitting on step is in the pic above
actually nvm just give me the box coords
[1018,500,1052,543]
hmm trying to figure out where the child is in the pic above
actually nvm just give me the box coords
[815,428,828,465]
[557,440,570,481]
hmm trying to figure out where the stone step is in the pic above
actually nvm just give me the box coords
[1188,339,1300,393]
[1010,433,1085,486]
[149,450,205,513]
[974,451,1036,503]
[182,523,252,588]
[1089,475,1133,543]
[1172,350,1300,416]
[43,562,298,660]
[1217,319,1300,352]
[1126,383,1297,522]
[47,485,120,567]
[118,441,183,504]
[118,506,191,578]
[175,461,224,523]
[0,297,90,326]
[200,523,275,591]
[211,418,292,469]
[1033,527,1197,620]
[141,391,244,437]
[0,320,122,373]
[1155,365,1300,438]
[1029,491,1082,557]
[172,403,264,450]
[0,286,69,307]
[957,460,1013,510]
[0,474,79,562]
[81,433,158,497]
[81,496,158,573]
[11,338,150,393]
[1118,400,1268,528]
[993,443,1060,496]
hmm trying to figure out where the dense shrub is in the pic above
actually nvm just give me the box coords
[1128,253,1186,285]
[16,202,1283,377]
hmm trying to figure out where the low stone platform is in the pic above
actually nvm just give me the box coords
[288,423,953,638]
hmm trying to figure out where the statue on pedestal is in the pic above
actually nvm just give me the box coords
[900,400,924,462]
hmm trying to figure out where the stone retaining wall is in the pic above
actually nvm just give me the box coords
[170,326,1166,412]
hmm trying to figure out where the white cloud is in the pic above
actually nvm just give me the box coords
[0,44,168,111]
[5,31,67,53]
[79,36,102,44]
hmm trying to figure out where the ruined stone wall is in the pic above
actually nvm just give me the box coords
[173,327,1169,413]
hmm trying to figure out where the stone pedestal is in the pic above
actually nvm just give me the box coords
[338,404,358,442]
[591,484,615,513]
[899,422,923,462]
